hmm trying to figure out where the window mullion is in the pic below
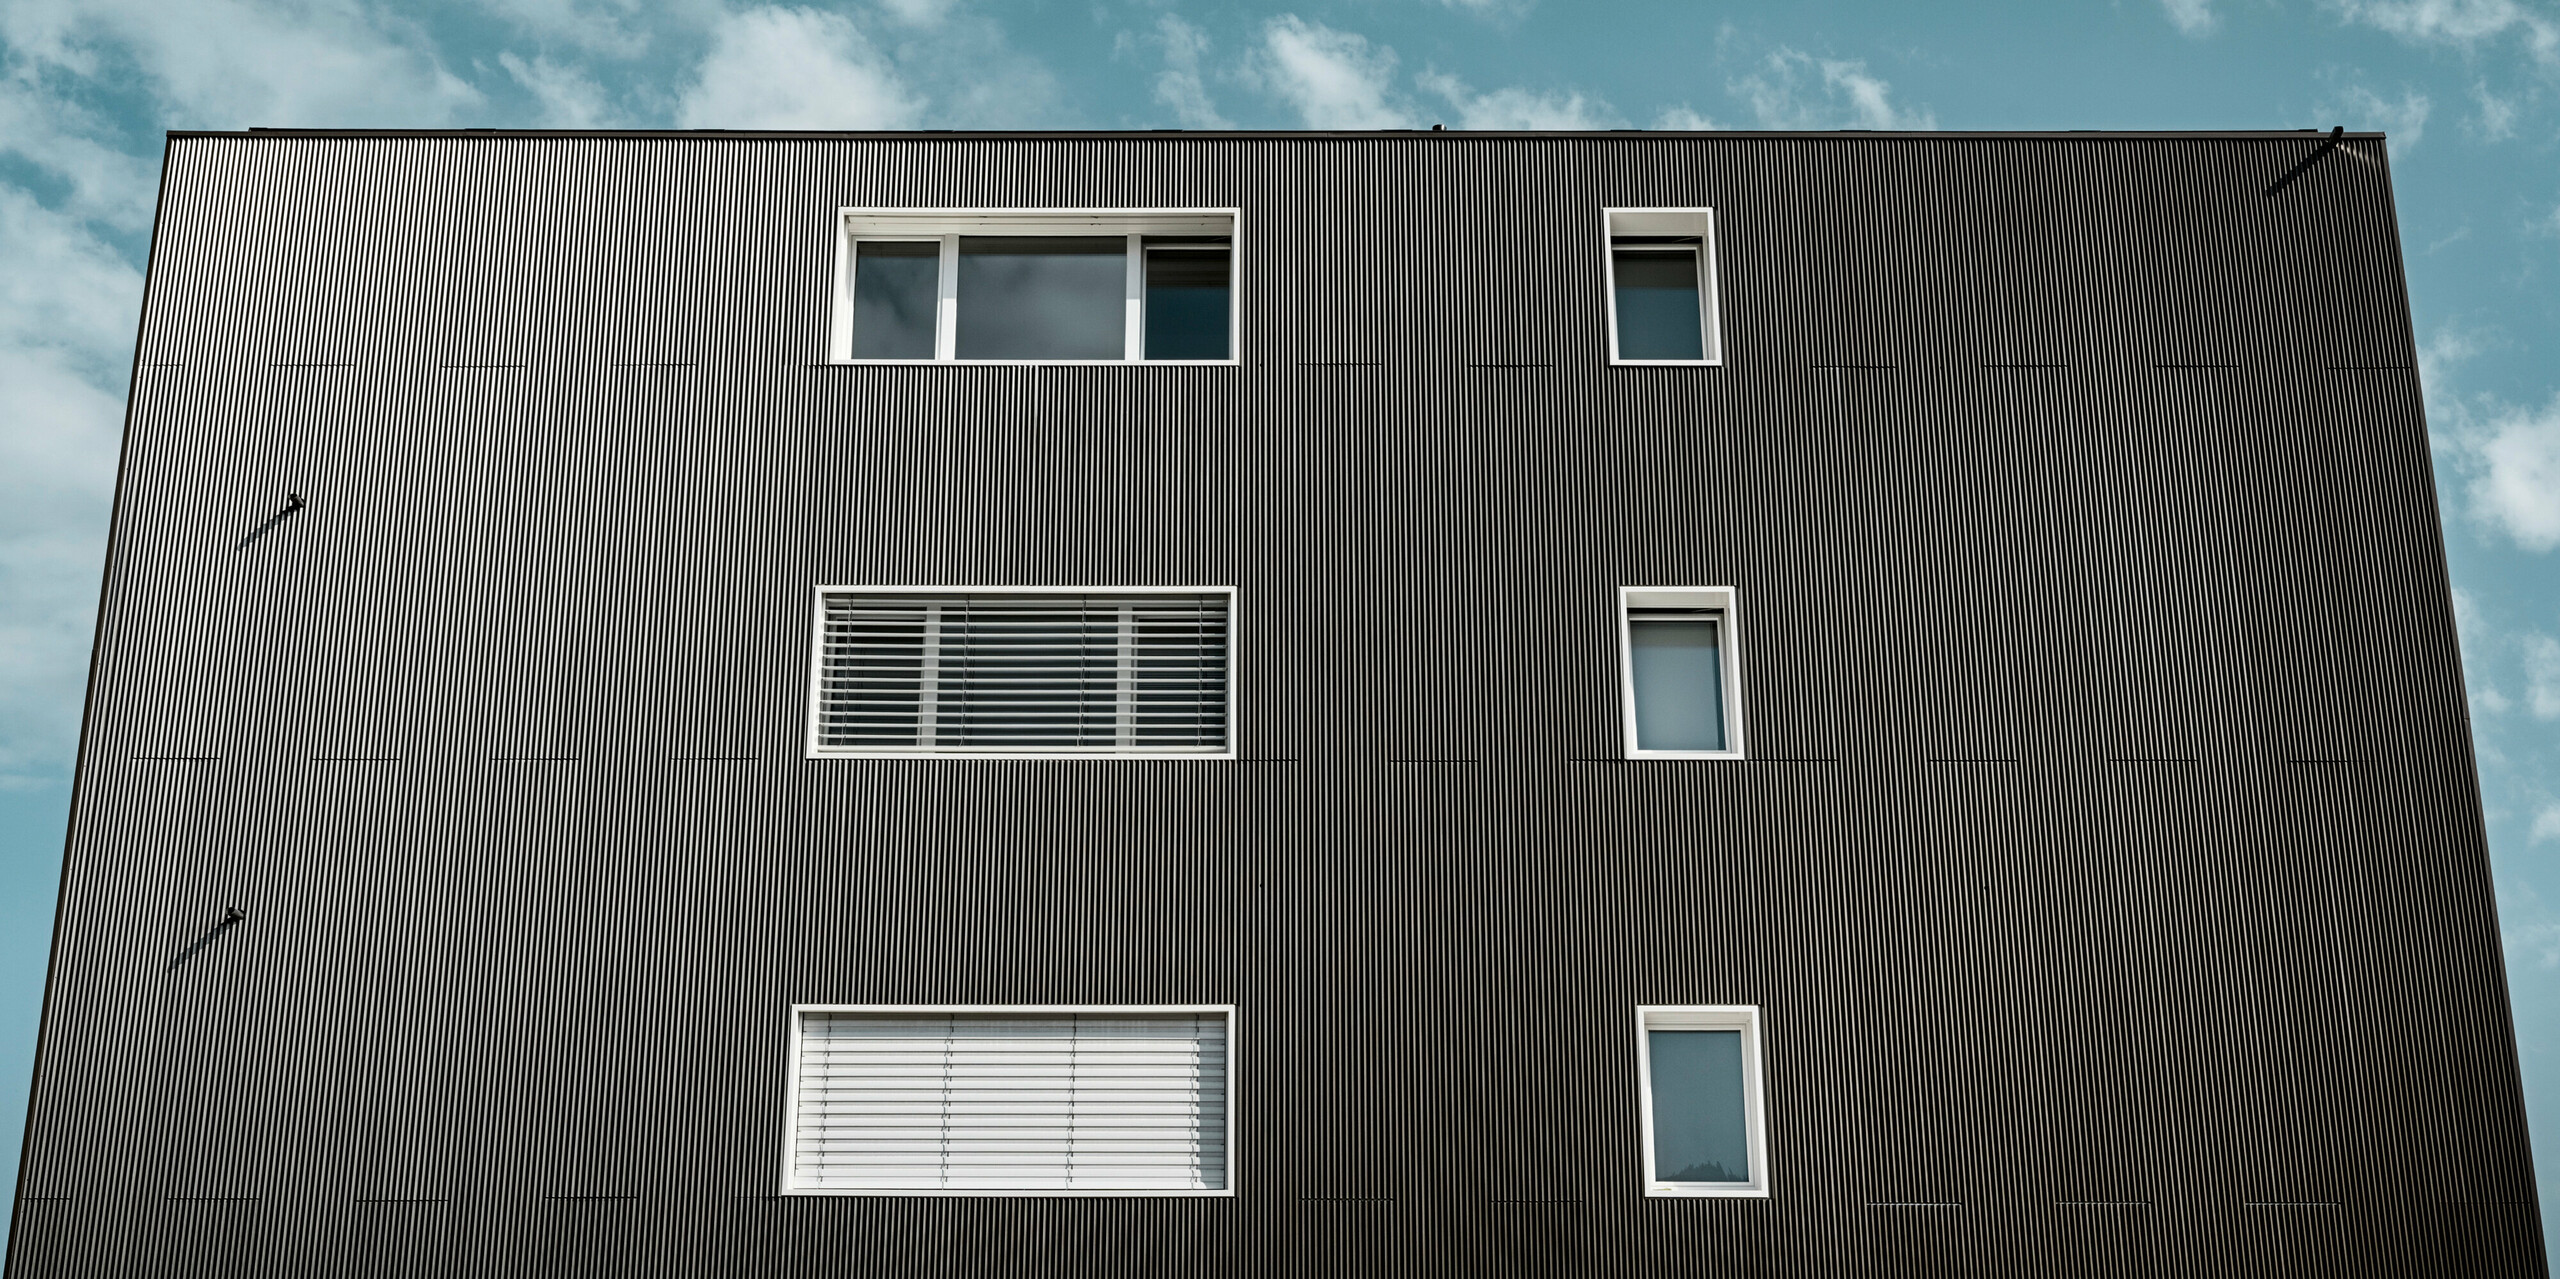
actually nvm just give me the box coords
[1116,602,1138,750]
[935,233,959,360]
[919,602,943,750]
[1124,233,1145,361]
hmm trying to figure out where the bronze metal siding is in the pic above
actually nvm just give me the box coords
[6,132,2542,1276]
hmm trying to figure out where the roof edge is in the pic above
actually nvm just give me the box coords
[172,128,2386,142]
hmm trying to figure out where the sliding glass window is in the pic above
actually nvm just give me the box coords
[836,212,1239,364]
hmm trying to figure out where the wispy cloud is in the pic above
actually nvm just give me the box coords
[0,187,134,788]
[677,5,915,129]
[500,52,617,128]
[2528,633,2560,718]
[2472,79,2520,140]
[1425,0,1534,18]
[1418,71,1621,129]
[2320,82,2432,151]
[2327,0,2560,62]
[1257,15,1410,128]
[1729,48,1935,130]
[2163,0,2218,36]
[1,0,480,126]
[1654,105,1720,130]
[1150,14,1229,129]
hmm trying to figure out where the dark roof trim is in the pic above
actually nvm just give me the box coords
[179,128,2382,143]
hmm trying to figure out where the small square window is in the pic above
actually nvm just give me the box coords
[1635,1005,1770,1198]
[1603,208,1721,365]
[1617,586,1745,759]
[832,210,1240,364]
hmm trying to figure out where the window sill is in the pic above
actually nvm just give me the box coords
[829,358,1241,367]
[807,751,1237,762]
[1624,749,1747,761]
[1609,358,1724,367]
[1645,1182,1771,1199]
[780,1186,1236,1198]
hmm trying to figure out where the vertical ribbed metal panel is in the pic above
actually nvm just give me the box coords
[5,130,2541,1277]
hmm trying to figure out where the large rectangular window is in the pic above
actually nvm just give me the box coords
[783,1007,1233,1196]
[808,587,1235,759]
[1635,1005,1770,1198]
[1618,586,1745,759]
[1603,208,1721,365]
[832,210,1240,364]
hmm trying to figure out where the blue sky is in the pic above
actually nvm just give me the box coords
[2,0,2558,1248]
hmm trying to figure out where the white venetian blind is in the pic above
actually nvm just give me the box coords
[788,1011,1230,1193]
[812,591,1231,755]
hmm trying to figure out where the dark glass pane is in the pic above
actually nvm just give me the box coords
[1649,1029,1749,1184]
[1629,615,1725,751]
[1145,243,1231,360]
[956,237,1126,360]
[1613,247,1705,361]
[851,241,939,360]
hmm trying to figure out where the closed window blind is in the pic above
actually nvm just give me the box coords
[812,591,1231,755]
[788,1011,1230,1193]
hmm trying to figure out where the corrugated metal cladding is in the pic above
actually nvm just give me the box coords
[4,129,2541,1277]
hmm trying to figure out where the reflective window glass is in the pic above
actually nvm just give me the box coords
[851,241,939,360]
[1648,1029,1750,1185]
[1612,244,1705,361]
[956,236,1126,360]
[1629,611,1726,751]
[1145,242,1231,360]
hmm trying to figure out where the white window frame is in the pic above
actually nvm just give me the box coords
[1617,585,1746,760]
[829,208,1243,366]
[1601,207,1722,366]
[779,1003,1238,1198]
[803,584,1241,762]
[1634,1004,1771,1199]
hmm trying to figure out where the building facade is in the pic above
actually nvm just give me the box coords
[4,128,2545,1276]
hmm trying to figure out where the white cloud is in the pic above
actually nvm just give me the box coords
[2526,633,2560,718]
[2536,804,2560,844]
[2473,80,2519,140]
[2417,321,2485,421]
[2509,880,2560,970]
[1258,15,1410,129]
[1419,72,1621,129]
[678,6,915,129]
[500,52,615,128]
[2469,395,2560,551]
[1654,105,1720,130]
[2163,0,2218,35]
[0,0,480,126]
[1152,14,1229,129]
[2321,83,2431,152]
[0,189,135,788]
[1729,48,1935,130]
[2328,0,2560,62]
[877,0,955,27]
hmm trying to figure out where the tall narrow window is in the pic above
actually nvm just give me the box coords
[1145,240,1233,360]
[809,588,1234,758]
[1636,1005,1770,1197]
[833,210,1239,363]
[783,1007,1233,1195]
[1603,208,1721,365]
[848,240,940,359]
[1618,586,1745,758]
